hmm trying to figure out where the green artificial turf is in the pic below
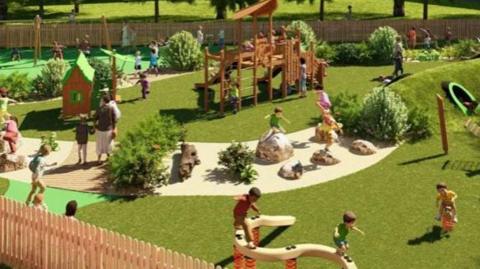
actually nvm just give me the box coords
[9,61,447,142]
[5,0,480,23]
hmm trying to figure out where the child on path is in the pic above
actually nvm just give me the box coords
[265,107,290,133]
[299,58,307,98]
[0,87,17,123]
[135,73,150,100]
[233,187,262,249]
[10,48,21,61]
[26,145,57,206]
[435,182,458,223]
[134,50,142,78]
[32,193,48,211]
[75,114,90,165]
[333,211,365,262]
[315,84,331,113]
[321,111,342,152]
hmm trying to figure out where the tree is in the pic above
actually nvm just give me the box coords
[210,0,258,20]
[286,0,332,21]
[423,0,428,20]
[393,0,405,17]
[133,0,194,23]
[39,0,45,17]
[0,0,7,20]
[73,0,81,13]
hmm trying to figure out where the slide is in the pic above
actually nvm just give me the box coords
[234,215,358,269]
[194,62,237,89]
[257,66,283,83]
[100,49,135,63]
[441,81,480,115]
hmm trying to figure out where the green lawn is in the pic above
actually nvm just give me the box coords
[5,0,480,23]
[10,61,447,142]
[0,178,8,195]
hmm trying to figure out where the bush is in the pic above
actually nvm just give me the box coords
[88,58,112,90]
[333,42,371,64]
[452,39,480,59]
[415,49,440,61]
[331,92,363,136]
[315,41,336,62]
[166,31,203,71]
[368,26,398,63]
[109,115,183,190]
[361,87,409,142]
[33,59,68,98]
[406,107,433,142]
[40,132,60,151]
[286,20,317,50]
[218,142,257,184]
[0,72,32,101]
[440,46,456,60]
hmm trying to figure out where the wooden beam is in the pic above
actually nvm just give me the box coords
[220,50,225,115]
[436,94,448,154]
[253,35,258,106]
[111,50,117,99]
[204,47,209,112]
[268,12,273,101]
[101,15,111,50]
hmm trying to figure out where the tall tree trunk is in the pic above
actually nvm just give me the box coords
[154,0,159,22]
[39,0,45,17]
[393,0,405,17]
[74,1,80,13]
[0,0,7,20]
[423,0,428,20]
[215,7,226,20]
[319,0,325,21]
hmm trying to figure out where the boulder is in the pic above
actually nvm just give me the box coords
[0,153,27,172]
[178,143,201,181]
[279,160,304,180]
[314,124,338,143]
[350,140,377,155]
[310,149,340,165]
[256,130,294,163]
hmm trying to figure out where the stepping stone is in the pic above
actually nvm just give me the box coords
[256,130,294,163]
[310,150,340,166]
[350,139,377,155]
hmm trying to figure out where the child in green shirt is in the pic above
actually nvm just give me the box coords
[333,211,365,262]
[229,82,240,114]
[264,107,290,133]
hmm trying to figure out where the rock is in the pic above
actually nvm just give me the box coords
[310,150,340,165]
[178,143,201,181]
[0,153,27,172]
[350,140,377,155]
[279,160,304,180]
[314,124,338,143]
[256,130,294,163]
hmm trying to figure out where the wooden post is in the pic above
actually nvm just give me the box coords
[268,12,273,101]
[101,15,112,50]
[33,15,42,65]
[282,40,287,98]
[204,48,209,112]
[309,41,315,90]
[220,50,225,115]
[296,30,301,96]
[253,35,258,106]
[436,94,448,154]
[111,51,117,99]
[237,49,242,111]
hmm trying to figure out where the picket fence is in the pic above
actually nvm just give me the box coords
[1,18,480,48]
[0,197,222,269]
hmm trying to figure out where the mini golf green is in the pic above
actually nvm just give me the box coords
[4,180,114,215]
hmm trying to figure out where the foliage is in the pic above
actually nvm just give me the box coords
[315,41,336,62]
[361,86,409,142]
[166,31,203,71]
[40,132,60,151]
[415,49,440,61]
[452,39,480,59]
[218,141,257,184]
[333,42,371,64]
[88,57,112,90]
[0,72,31,101]
[440,46,456,60]
[286,20,317,50]
[330,92,363,136]
[109,115,183,190]
[32,59,68,98]
[406,106,432,142]
[368,26,399,64]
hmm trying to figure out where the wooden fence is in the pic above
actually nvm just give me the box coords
[1,18,480,48]
[0,197,222,269]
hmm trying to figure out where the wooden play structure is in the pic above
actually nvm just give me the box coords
[33,15,42,65]
[195,0,327,114]
[62,52,97,118]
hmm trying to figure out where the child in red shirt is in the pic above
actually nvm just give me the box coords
[233,187,261,249]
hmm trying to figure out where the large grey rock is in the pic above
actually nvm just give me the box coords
[310,149,340,165]
[0,153,27,172]
[256,130,294,163]
[350,139,377,155]
[279,160,303,180]
[178,143,200,181]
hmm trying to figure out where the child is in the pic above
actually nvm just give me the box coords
[75,114,90,165]
[0,87,17,123]
[197,25,204,46]
[65,200,78,219]
[218,30,225,49]
[32,193,48,211]
[299,58,307,98]
[135,73,150,100]
[435,182,458,223]
[441,205,455,232]
[321,111,342,152]
[134,50,142,77]
[333,211,365,262]
[10,48,21,61]
[78,35,91,56]
[315,84,331,113]
[3,115,19,154]
[229,82,240,114]
[26,145,57,206]
[52,41,64,60]
[233,187,261,249]
[264,107,290,133]
[149,48,159,75]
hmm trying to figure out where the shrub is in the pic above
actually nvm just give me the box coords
[415,49,440,61]
[0,72,32,101]
[166,31,203,71]
[440,46,456,60]
[88,58,112,90]
[315,41,336,62]
[368,26,398,63]
[109,115,183,190]
[40,132,60,151]
[333,42,371,64]
[406,107,433,142]
[286,20,317,50]
[452,39,480,59]
[218,142,257,184]
[331,92,363,136]
[33,59,68,98]
[361,87,409,142]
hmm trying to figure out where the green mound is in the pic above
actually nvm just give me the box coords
[0,178,9,195]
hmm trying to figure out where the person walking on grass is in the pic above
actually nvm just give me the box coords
[93,96,117,165]
[233,187,262,249]
[135,73,150,100]
[392,36,404,78]
[25,145,57,206]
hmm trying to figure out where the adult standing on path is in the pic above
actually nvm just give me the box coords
[93,96,117,165]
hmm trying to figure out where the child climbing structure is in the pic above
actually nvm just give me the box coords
[233,215,357,269]
[195,0,327,114]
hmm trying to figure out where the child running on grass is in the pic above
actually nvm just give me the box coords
[333,211,365,262]
[135,73,150,100]
[315,84,331,113]
[435,182,458,223]
[265,107,290,133]
[234,187,261,249]
[26,145,57,206]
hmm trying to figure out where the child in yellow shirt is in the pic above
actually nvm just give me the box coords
[435,182,458,223]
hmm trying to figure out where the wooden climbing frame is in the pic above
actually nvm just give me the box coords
[33,15,42,65]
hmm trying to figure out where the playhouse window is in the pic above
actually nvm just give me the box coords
[70,91,83,104]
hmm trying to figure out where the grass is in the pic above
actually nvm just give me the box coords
[10,61,448,142]
[0,178,9,195]
[4,0,480,23]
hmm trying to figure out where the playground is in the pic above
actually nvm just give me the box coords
[1,0,480,268]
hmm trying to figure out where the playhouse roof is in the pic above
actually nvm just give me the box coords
[232,0,278,20]
[63,52,95,84]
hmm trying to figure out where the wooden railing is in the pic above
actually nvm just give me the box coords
[1,18,480,48]
[0,196,222,269]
